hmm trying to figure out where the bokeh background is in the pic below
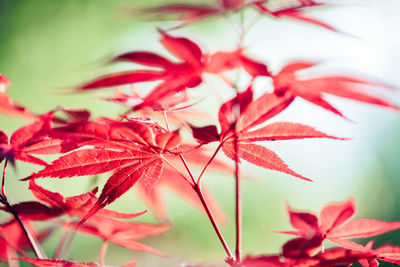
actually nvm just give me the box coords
[0,0,400,266]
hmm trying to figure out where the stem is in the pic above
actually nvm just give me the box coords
[162,156,194,186]
[163,111,171,132]
[179,154,234,261]
[53,216,71,259]
[99,241,108,267]
[2,160,8,198]
[60,230,77,259]
[234,136,242,264]
[179,155,198,190]
[0,194,44,259]
[197,143,223,184]
[163,103,234,261]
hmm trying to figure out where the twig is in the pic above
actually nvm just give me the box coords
[99,241,108,267]
[234,135,242,263]
[197,143,223,184]
[53,216,72,259]
[0,194,44,259]
[1,160,8,198]
[179,154,234,261]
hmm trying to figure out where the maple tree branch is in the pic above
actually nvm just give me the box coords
[179,154,234,262]
[234,136,242,263]
[1,159,8,198]
[178,155,198,188]
[53,216,71,259]
[0,194,44,259]
[161,113,193,186]
[99,240,108,267]
[197,143,223,184]
[0,159,45,259]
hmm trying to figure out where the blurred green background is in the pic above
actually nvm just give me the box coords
[0,0,400,266]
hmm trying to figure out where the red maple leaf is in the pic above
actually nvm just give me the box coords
[136,0,336,32]
[25,117,219,222]
[272,61,399,118]
[0,200,63,221]
[1,180,99,220]
[29,179,98,216]
[191,86,341,181]
[134,0,244,23]
[1,180,148,223]
[0,113,77,166]
[280,199,400,248]
[60,214,169,256]
[251,0,338,32]
[314,240,400,266]
[78,31,269,112]
[242,241,400,266]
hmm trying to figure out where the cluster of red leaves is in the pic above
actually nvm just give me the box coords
[241,199,400,267]
[186,200,400,267]
[79,29,269,113]
[0,0,400,266]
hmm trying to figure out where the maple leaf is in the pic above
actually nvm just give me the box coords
[280,199,400,248]
[0,219,51,264]
[0,201,64,220]
[78,31,269,112]
[26,117,229,223]
[25,117,209,222]
[31,178,148,219]
[191,86,341,181]
[2,179,148,226]
[60,214,169,256]
[1,180,103,221]
[0,74,38,120]
[251,0,339,32]
[29,179,98,216]
[135,0,335,32]
[0,113,77,166]
[272,61,399,118]
[242,240,400,266]
[132,0,244,23]
[311,241,400,266]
